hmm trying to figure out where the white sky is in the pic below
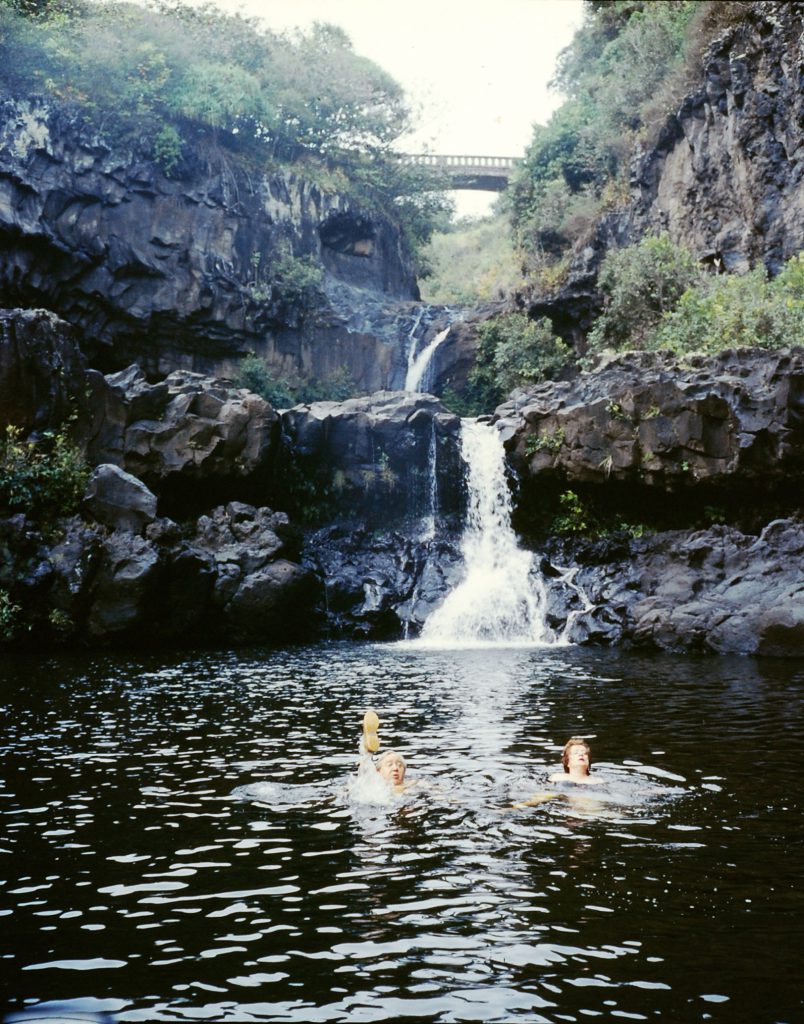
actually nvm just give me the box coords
[189,0,586,216]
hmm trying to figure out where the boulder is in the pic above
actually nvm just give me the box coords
[83,463,158,533]
[86,531,160,638]
[303,524,465,640]
[281,390,464,525]
[499,348,804,520]
[0,308,87,434]
[544,517,804,657]
[84,366,281,516]
[193,502,318,642]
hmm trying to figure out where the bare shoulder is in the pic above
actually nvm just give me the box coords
[548,772,565,782]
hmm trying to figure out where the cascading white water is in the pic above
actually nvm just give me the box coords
[405,326,450,393]
[404,307,427,384]
[419,418,438,541]
[417,419,557,647]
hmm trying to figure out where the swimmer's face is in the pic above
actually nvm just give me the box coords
[377,753,406,786]
[566,743,591,774]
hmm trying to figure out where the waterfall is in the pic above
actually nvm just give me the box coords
[405,326,450,393]
[419,419,438,541]
[404,306,427,384]
[417,420,557,647]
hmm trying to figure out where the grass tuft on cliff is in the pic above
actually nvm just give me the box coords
[586,241,804,360]
[419,213,526,306]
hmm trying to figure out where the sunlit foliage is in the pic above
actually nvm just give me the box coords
[458,313,573,414]
[419,213,526,305]
[652,252,804,355]
[586,233,700,354]
[0,424,89,521]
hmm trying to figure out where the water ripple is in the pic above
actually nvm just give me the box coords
[1,644,802,1022]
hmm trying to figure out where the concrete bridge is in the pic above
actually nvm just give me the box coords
[402,154,520,191]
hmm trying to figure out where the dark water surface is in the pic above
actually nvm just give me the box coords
[1,643,802,1023]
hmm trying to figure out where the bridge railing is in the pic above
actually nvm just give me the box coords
[401,154,521,172]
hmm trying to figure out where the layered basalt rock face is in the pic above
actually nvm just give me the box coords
[0,98,420,387]
[82,365,282,518]
[492,347,804,657]
[1,311,802,654]
[281,391,463,526]
[498,347,804,524]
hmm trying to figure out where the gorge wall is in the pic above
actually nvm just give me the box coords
[0,96,449,391]
[1,2,802,657]
[1,308,801,656]
[526,0,804,343]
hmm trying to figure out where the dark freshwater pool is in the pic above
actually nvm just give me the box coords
[1,643,802,1023]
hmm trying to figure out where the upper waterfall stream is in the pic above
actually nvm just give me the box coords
[405,325,450,393]
[416,419,557,647]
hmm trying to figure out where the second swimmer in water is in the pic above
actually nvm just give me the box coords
[549,736,604,785]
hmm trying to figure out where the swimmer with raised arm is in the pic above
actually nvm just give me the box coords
[361,712,423,796]
[549,736,604,786]
[376,750,410,793]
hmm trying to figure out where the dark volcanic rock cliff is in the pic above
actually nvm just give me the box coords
[525,0,804,342]
[0,97,422,387]
[497,347,804,526]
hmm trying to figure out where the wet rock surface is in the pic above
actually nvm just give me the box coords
[0,308,87,434]
[281,390,465,525]
[543,518,804,657]
[303,524,464,640]
[498,347,804,521]
[83,463,158,534]
[0,97,418,383]
[2,335,802,654]
[0,501,317,647]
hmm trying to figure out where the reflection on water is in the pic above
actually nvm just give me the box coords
[1,644,802,1022]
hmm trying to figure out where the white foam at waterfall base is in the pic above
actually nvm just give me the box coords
[415,420,559,648]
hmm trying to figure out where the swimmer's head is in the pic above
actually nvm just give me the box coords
[562,737,592,774]
[377,750,406,787]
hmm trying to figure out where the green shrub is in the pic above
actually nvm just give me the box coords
[294,367,356,404]
[438,387,483,418]
[552,489,592,536]
[237,354,356,408]
[652,252,804,354]
[419,213,525,305]
[510,2,710,269]
[236,355,295,408]
[464,313,573,412]
[525,428,565,457]
[586,234,701,356]
[271,254,324,307]
[152,124,182,176]
[0,589,23,644]
[0,425,89,521]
